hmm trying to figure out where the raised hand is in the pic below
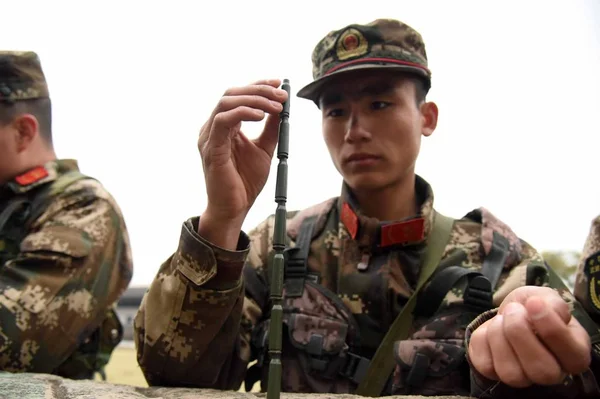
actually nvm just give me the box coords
[197,79,289,249]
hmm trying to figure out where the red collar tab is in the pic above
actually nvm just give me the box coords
[341,202,358,239]
[341,201,425,247]
[14,166,49,186]
[380,218,425,247]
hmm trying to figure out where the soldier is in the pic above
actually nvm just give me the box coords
[0,51,133,379]
[575,215,600,325]
[134,19,599,397]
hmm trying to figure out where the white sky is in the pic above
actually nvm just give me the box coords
[2,0,599,287]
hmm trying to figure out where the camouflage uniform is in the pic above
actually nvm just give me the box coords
[134,19,600,398]
[0,51,133,378]
[575,215,600,325]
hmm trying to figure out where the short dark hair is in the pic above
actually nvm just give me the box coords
[0,98,53,146]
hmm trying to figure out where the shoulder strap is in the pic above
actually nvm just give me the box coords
[0,170,90,239]
[480,231,510,290]
[0,198,30,232]
[413,229,510,318]
[355,211,455,397]
[283,215,318,297]
[1,170,89,236]
[26,170,89,228]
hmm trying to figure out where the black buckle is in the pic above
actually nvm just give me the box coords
[284,247,306,278]
[405,352,430,388]
[255,330,269,367]
[304,334,326,373]
[339,352,370,385]
[464,275,494,310]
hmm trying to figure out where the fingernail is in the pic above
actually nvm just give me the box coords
[270,100,282,108]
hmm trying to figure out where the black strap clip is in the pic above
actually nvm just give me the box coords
[405,352,430,388]
[339,351,371,385]
[464,275,494,311]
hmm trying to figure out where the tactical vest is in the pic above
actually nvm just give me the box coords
[245,212,510,395]
[0,170,123,380]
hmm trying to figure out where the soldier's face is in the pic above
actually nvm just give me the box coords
[319,70,438,193]
[0,122,20,184]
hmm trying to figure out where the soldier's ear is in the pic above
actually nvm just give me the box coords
[13,114,39,153]
[420,101,438,138]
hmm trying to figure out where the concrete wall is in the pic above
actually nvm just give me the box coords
[0,372,470,399]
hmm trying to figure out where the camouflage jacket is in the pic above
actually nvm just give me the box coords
[575,215,600,324]
[0,159,133,377]
[135,175,599,397]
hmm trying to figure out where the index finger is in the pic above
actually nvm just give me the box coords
[250,78,282,87]
[223,79,287,98]
[203,79,288,135]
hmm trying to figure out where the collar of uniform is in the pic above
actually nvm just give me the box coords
[338,175,435,251]
[2,159,79,195]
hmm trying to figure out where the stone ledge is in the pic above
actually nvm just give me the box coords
[0,372,472,399]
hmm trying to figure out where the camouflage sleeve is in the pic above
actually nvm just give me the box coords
[0,180,132,374]
[134,216,270,389]
[574,215,600,323]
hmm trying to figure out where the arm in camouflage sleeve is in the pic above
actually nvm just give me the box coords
[0,180,132,374]
[465,237,600,398]
[134,216,271,389]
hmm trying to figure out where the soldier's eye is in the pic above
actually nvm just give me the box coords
[327,109,344,117]
[371,101,390,110]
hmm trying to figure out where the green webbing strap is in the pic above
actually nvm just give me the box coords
[545,262,600,350]
[355,211,455,397]
[1,170,88,253]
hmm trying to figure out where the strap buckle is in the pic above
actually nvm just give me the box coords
[405,352,430,388]
[303,334,329,373]
[284,247,306,278]
[464,275,494,310]
[339,351,370,385]
[284,248,307,297]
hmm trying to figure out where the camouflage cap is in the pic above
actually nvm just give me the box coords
[0,51,49,103]
[297,19,431,102]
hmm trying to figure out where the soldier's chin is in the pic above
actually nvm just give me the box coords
[343,174,388,193]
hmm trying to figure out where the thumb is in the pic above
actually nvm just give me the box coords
[526,295,571,325]
[254,112,282,158]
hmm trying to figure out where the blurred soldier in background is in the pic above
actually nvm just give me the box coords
[0,51,133,379]
[575,215,600,324]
